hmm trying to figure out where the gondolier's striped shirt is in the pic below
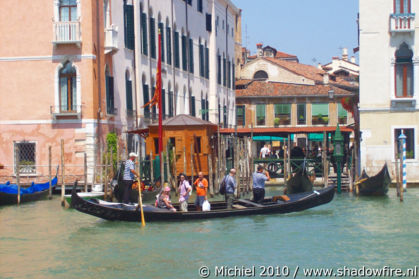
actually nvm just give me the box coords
[123,159,135,180]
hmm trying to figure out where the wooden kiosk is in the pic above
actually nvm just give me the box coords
[134,114,217,177]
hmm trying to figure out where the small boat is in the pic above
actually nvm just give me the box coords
[0,176,58,206]
[64,191,105,207]
[355,163,391,196]
[71,185,335,222]
[285,170,314,194]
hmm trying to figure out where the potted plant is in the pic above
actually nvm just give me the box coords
[274,117,280,127]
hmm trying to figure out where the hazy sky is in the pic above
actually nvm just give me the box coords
[231,0,359,65]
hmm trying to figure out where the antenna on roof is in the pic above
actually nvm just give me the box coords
[312,58,317,65]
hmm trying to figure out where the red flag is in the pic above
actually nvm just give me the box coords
[341,97,354,117]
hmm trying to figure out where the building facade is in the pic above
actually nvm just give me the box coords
[359,0,419,181]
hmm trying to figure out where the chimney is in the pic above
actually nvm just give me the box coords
[350,56,356,64]
[342,47,348,61]
[323,73,329,85]
[256,43,263,57]
[317,63,322,70]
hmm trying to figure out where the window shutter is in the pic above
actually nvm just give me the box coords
[311,103,328,116]
[158,23,165,62]
[162,89,166,118]
[143,83,150,118]
[169,91,173,117]
[205,47,209,79]
[223,57,226,86]
[189,38,194,73]
[126,79,133,111]
[174,32,180,68]
[182,35,187,71]
[205,100,209,120]
[191,96,196,116]
[106,76,114,114]
[227,60,231,88]
[232,64,235,89]
[223,105,227,127]
[198,0,203,12]
[150,17,156,59]
[141,12,148,55]
[152,87,156,118]
[124,4,134,50]
[217,55,221,84]
[166,26,172,65]
[199,44,204,77]
[206,14,212,32]
[201,98,205,119]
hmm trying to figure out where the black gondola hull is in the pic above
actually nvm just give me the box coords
[71,186,335,222]
[0,189,50,206]
[357,164,391,196]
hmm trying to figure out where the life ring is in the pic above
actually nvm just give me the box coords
[267,162,278,174]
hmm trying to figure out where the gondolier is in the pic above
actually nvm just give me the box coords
[122,153,140,204]
[252,165,270,203]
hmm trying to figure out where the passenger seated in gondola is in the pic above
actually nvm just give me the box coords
[157,186,177,212]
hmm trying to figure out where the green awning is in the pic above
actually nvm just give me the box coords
[308,133,332,141]
[253,135,294,141]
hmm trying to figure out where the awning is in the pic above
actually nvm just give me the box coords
[253,135,294,141]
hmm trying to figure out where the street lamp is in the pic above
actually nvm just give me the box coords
[333,125,344,193]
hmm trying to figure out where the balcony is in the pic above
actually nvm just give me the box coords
[390,13,416,34]
[50,105,82,120]
[53,21,81,46]
[104,25,118,54]
[391,98,416,111]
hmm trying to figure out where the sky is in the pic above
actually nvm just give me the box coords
[231,0,359,66]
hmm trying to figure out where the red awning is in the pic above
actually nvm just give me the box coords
[220,126,353,135]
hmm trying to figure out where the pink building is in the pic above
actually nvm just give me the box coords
[0,0,121,182]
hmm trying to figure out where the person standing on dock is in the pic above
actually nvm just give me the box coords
[225,169,237,209]
[178,174,192,212]
[193,172,208,211]
[252,165,270,203]
[122,153,140,204]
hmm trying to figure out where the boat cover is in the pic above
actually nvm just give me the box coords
[0,177,58,195]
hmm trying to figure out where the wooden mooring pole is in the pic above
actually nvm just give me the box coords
[48,145,52,199]
[150,151,154,185]
[208,153,214,196]
[15,144,20,205]
[104,148,108,201]
[84,152,88,192]
[60,139,65,206]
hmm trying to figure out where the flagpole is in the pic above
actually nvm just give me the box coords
[157,29,164,187]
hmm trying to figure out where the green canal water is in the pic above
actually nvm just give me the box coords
[1,188,418,279]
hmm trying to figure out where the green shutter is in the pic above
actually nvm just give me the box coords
[227,60,231,88]
[162,89,166,118]
[158,23,165,62]
[311,103,328,116]
[223,57,226,86]
[205,47,209,79]
[141,13,148,55]
[124,4,134,50]
[182,35,187,71]
[150,17,156,58]
[256,104,265,117]
[217,55,221,84]
[338,103,347,117]
[191,96,196,116]
[143,83,150,117]
[126,79,133,111]
[232,64,235,89]
[166,26,171,65]
[275,104,291,114]
[199,44,204,77]
[174,32,180,68]
[189,38,194,73]
[106,76,114,114]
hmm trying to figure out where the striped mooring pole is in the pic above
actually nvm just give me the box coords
[398,131,407,191]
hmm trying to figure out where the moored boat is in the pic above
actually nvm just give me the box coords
[71,185,335,222]
[64,191,105,207]
[355,163,391,196]
[285,170,314,194]
[0,176,58,206]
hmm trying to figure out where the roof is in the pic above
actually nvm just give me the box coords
[275,50,298,59]
[151,114,217,127]
[220,126,353,135]
[235,80,353,98]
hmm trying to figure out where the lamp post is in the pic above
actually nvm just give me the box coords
[333,125,344,193]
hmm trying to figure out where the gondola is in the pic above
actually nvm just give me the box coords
[285,170,314,194]
[71,185,335,222]
[0,176,58,206]
[355,163,390,196]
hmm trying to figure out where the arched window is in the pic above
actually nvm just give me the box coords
[59,0,77,21]
[126,71,133,114]
[105,65,115,114]
[395,43,413,97]
[59,61,77,112]
[253,70,268,80]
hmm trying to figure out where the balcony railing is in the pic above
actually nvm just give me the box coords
[53,21,81,45]
[50,105,82,119]
[390,13,416,33]
[107,107,118,116]
[104,25,118,54]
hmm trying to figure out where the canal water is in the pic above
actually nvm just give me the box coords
[1,188,418,279]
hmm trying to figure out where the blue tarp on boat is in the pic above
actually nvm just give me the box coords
[0,177,58,195]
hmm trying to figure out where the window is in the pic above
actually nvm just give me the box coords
[166,25,171,65]
[199,43,204,77]
[395,128,415,159]
[312,103,329,125]
[236,105,245,126]
[217,54,221,84]
[205,47,209,78]
[256,104,265,126]
[143,83,150,118]
[105,74,115,114]
[232,64,235,89]
[168,91,174,117]
[223,55,226,86]
[152,87,157,119]
[191,96,196,116]
[253,70,268,80]
[223,105,227,128]
[218,104,221,124]
[274,104,291,125]
[206,14,212,32]
[197,0,203,12]
[123,3,134,50]
[14,142,36,174]
[395,43,413,97]
[227,60,231,88]
[149,17,156,58]
[125,72,133,114]
[141,12,148,55]
[59,0,77,21]
[205,99,209,120]
[195,137,202,153]
[189,38,194,73]
[174,31,180,68]
[297,104,306,125]
[59,61,77,112]
[182,35,187,71]
[337,103,348,125]
[158,23,165,62]
[153,138,159,155]
[201,97,205,119]
[394,0,411,13]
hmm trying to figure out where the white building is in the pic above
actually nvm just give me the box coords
[359,0,419,181]
[107,0,241,153]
